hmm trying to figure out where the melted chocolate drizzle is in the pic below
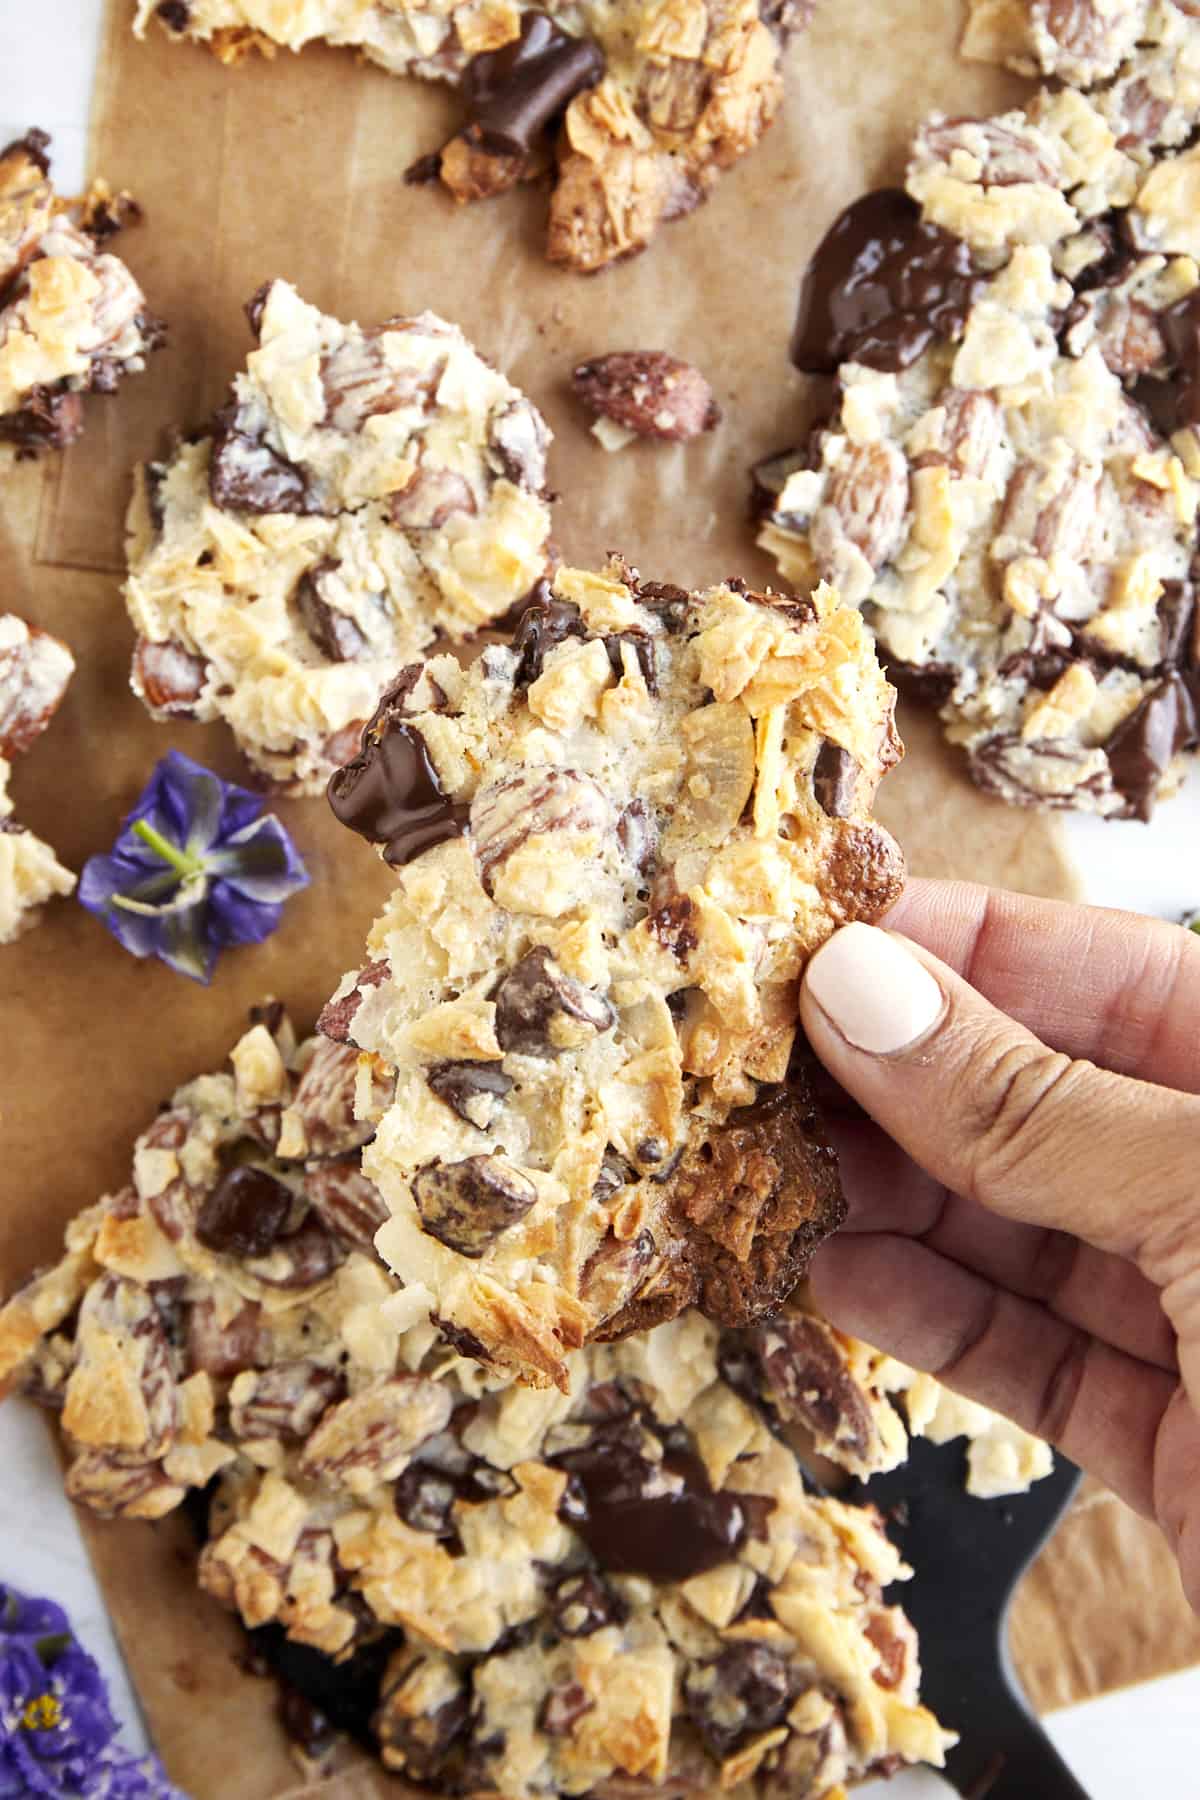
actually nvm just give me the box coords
[792,188,984,376]
[327,720,468,866]
[463,13,605,158]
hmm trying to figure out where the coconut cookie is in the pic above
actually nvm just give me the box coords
[132,1,815,273]
[321,558,903,1389]
[0,130,162,456]
[123,279,553,792]
[756,16,1200,818]
[0,1005,953,1795]
[0,615,76,941]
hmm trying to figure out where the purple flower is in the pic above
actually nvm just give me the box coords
[1,1584,183,1798]
[78,750,310,983]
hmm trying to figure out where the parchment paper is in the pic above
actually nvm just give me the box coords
[1,0,1197,1787]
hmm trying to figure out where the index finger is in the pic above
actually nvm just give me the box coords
[884,879,1200,1095]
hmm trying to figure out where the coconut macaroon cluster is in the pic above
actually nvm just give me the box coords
[132,0,814,273]
[321,558,904,1389]
[0,1006,959,1796]
[0,613,76,943]
[122,279,554,792]
[757,0,1200,817]
[0,129,162,455]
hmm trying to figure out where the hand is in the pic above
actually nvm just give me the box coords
[798,879,1200,1613]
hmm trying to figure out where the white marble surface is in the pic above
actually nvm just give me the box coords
[2,3,1199,1793]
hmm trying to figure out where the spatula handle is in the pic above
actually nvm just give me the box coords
[949,1673,1091,1800]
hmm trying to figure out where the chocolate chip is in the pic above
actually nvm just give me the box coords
[195,1166,294,1259]
[244,280,273,339]
[633,579,691,633]
[1104,670,1200,820]
[792,188,984,376]
[555,1425,747,1583]
[604,630,657,692]
[412,1155,537,1257]
[245,1215,345,1290]
[155,0,191,28]
[812,740,858,817]
[548,1570,624,1637]
[538,1682,594,1738]
[511,591,588,687]
[373,1666,470,1783]
[327,718,469,867]
[684,1643,796,1758]
[647,895,697,962]
[404,151,444,185]
[461,13,604,158]
[427,1061,514,1126]
[1154,289,1200,430]
[209,408,314,514]
[278,1683,336,1763]
[394,1463,460,1536]
[431,1315,493,1363]
[494,947,615,1057]
[0,386,84,454]
[294,560,369,662]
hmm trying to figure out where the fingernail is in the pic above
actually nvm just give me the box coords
[804,922,945,1055]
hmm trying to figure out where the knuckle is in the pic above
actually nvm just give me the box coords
[963,1038,1080,1203]
[1030,1329,1090,1447]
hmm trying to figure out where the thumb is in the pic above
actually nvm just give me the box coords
[798,921,1200,1282]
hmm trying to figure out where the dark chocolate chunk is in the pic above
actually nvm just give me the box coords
[294,560,369,662]
[327,719,469,867]
[412,1155,537,1257]
[553,1425,747,1583]
[792,188,984,376]
[647,894,698,962]
[1158,579,1196,671]
[373,1664,470,1783]
[427,1060,514,1123]
[246,1215,344,1290]
[209,408,314,514]
[812,740,858,817]
[155,0,192,29]
[278,1683,337,1763]
[494,946,615,1057]
[616,797,658,877]
[0,386,84,454]
[684,1643,796,1758]
[431,1315,494,1363]
[195,1165,294,1259]
[633,579,691,633]
[244,280,272,339]
[1104,669,1200,820]
[750,1315,880,1465]
[511,591,589,686]
[603,630,657,692]
[394,1463,461,1536]
[462,13,605,158]
[404,151,444,185]
[538,1682,594,1738]
[548,1570,625,1638]
[1155,288,1200,430]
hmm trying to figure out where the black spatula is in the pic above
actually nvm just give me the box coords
[846,1436,1089,1800]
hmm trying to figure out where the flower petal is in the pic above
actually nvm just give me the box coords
[207,815,310,904]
